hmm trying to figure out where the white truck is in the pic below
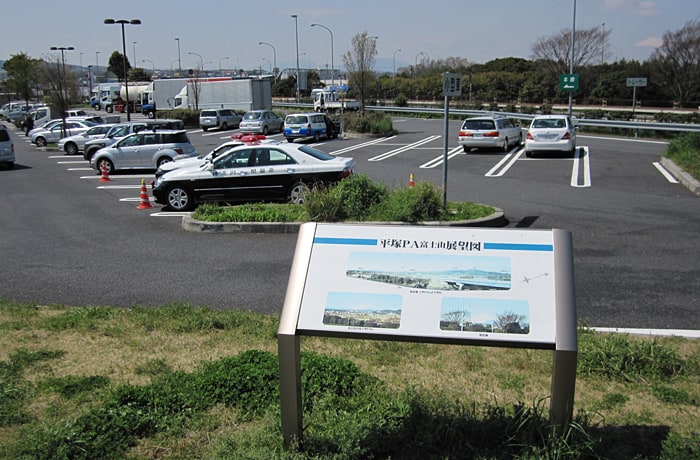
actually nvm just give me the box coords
[170,78,272,112]
[139,77,234,118]
[312,86,361,113]
[102,83,151,113]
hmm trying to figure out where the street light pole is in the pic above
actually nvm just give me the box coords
[50,46,74,134]
[142,59,155,75]
[104,18,142,122]
[262,58,272,74]
[291,14,300,102]
[188,52,203,70]
[133,41,137,66]
[174,37,182,77]
[393,49,401,78]
[219,56,229,76]
[568,0,576,117]
[310,23,334,87]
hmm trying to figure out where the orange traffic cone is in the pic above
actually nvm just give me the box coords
[136,179,153,210]
[99,163,111,182]
[409,172,415,188]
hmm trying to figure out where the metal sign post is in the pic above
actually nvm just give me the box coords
[441,73,462,208]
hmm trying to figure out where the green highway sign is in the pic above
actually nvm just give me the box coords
[559,74,579,91]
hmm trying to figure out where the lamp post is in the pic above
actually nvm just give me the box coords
[133,41,137,66]
[258,42,276,73]
[262,58,272,74]
[50,46,74,134]
[188,52,203,70]
[291,14,300,102]
[87,65,93,99]
[142,59,155,75]
[174,37,182,77]
[310,23,334,87]
[601,22,605,65]
[219,56,229,76]
[104,18,141,122]
[568,0,576,117]
[393,49,401,78]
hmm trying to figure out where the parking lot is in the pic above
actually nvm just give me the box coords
[1,115,698,332]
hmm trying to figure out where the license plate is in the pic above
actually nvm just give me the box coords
[474,133,482,138]
[293,129,300,133]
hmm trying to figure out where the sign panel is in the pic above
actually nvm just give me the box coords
[626,77,647,87]
[559,74,579,91]
[295,224,559,345]
[442,72,462,97]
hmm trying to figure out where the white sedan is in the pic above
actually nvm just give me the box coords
[525,115,577,157]
[30,120,98,147]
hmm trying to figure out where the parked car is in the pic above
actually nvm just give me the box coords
[524,115,577,157]
[284,113,340,143]
[83,119,184,161]
[239,110,284,135]
[0,124,15,169]
[155,137,276,177]
[90,129,197,174]
[152,142,355,211]
[457,115,522,152]
[30,120,98,147]
[57,124,115,155]
[199,109,242,131]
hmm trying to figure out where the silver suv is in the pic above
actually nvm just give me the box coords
[0,124,14,169]
[91,130,197,174]
[83,119,185,160]
[199,109,242,131]
[458,115,522,152]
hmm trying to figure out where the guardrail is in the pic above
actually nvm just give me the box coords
[274,102,700,133]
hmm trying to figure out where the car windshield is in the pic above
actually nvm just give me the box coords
[462,119,496,130]
[243,112,262,120]
[298,145,334,161]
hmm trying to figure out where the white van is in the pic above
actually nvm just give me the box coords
[0,124,15,169]
[283,112,339,143]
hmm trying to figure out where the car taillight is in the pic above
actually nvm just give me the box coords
[340,167,353,178]
[174,148,184,155]
[483,131,499,137]
[459,131,472,137]
[526,132,534,140]
[562,131,571,140]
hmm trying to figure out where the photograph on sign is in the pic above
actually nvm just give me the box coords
[296,225,557,345]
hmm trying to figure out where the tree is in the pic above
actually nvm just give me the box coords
[107,51,131,82]
[648,20,700,107]
[342,32,378,112]
[41,56,78,136]
[496,311,527,333]
[2,53,41,105]
[442,309,470,331]
[128,67,152,82]
[531,26,609,79]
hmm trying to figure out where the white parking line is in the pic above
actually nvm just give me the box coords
[570,146,591,187]
[485,149,524,177]
[80,174,153,180]
[653,162,680,183]
[329,136,396,155]
[150,212,192,217]
[96,185,142,189]
[56,161,85,164]
[67,168,93,171]
[368,136,440,161]
[419,146,463,169]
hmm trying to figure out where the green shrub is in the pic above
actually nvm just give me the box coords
[394,94,408,107]
[305,173,388,221]
[665,132,700,178]
[342,111,395,134]
[368,181,443,223]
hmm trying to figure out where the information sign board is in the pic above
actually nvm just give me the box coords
[559,74,579,91]
[626,77,647,87]
[442,72,462,97]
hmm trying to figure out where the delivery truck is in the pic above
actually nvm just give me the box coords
[169,78,272,112]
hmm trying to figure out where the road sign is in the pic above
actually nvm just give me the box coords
[626,77,647,87]
[559,74,579,91]
[442,73,462,97]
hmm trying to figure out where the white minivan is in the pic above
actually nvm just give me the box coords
[283,112,339,143]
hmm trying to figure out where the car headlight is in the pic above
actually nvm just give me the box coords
[154,175,165,188]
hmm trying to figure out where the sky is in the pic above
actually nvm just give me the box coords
[1,0,698,74]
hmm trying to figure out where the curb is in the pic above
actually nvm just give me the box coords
[182,207,507,234]
[660,156,700,195]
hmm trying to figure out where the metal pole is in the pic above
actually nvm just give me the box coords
[292,15,300,102]
[568,0,576,117]
[442,94,449,208]
[175,38,182,77]
[310,24,334,87]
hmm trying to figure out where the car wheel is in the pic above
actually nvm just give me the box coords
[313,131,320,142]
[221,122,228,130]
[156,156,173,168]
[106,106,113,113]
[96,158,114,174]
[65,142,78,155]
[517,133,523,145]
[84,147,97,161]
[147,111,155,119]
[262,125,269,135]
[502,138,509,152]
[166,185,194,211]
[288,181,308,204]
[202,127,208,132]
[278,123,284,134]
[35,137,47,147]
[525,151,534,158]
[462,146,470,153]
[286,137,293,143]
[570,146,577,158]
